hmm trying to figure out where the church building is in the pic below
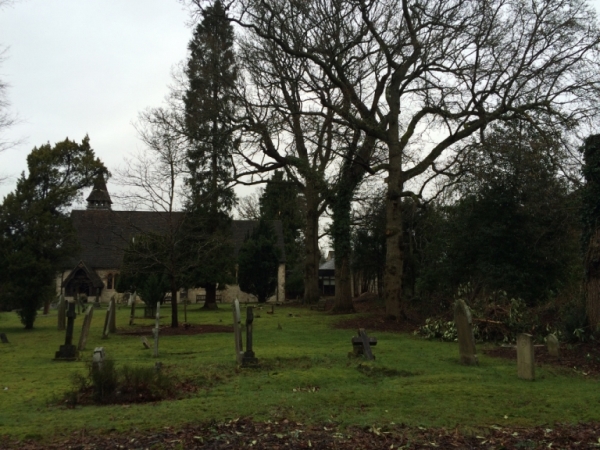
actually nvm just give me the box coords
[58,176,286,304]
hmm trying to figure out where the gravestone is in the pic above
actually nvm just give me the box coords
[102,301,113,339]
[242,306,258,366]
[128,291,137,326]
[92,347,105,371]
[454,299,478,365]
[77,305,94,351]
[517,333,535,380]
[141,337,150,349]
[54,301,78,360]
[0,333,9,344]
[57,294,66,330]
[351,329,377,360]
[546,333,560,358]
[109,297,117,333]
[232,299,244,364]
[153,303,160,358]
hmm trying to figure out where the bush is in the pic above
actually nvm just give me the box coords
[63,360,175,406]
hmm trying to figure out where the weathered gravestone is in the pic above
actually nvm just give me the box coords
[128,291,137,325]
[153,303,160,358]
[54,301,78,360]
[242,307,258,366]
[454,299,478,365]
[109,297,117,333]
[92,347,105,371]
[102,301,114,339]
[232,299,244,364]
[0,333,9,344]
[517,333,535,380]
[141,337,150,349]
[57,294,66,331]
[546,333,560,358]
[351,329,377,360]
[77,305,94,351]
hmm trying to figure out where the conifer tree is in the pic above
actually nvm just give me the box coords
[183,0,237,309]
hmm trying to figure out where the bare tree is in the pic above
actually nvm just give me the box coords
[227,0,600,319]
[114,110,188,327]
[236,190,262,220]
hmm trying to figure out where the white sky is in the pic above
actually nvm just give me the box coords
[1,0,600,208]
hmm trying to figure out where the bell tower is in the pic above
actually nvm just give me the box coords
[86,174,112,210]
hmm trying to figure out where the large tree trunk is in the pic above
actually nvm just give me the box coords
[585,228,600,332]
[332,181,354,312]
[203,283,219,310]
[384,146,404,320]
[303,188,321,304]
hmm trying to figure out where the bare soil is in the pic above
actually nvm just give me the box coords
[117,323,232,336]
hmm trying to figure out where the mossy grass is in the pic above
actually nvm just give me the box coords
[0,303,599,440]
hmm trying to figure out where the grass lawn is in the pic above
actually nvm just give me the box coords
[0,303,598,440]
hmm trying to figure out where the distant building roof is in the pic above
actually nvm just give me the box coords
[69,210,285,269]
[319,258,335,272]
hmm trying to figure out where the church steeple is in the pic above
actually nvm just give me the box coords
[86,173,112,210]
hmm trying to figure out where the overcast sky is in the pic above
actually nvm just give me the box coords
[1,0,600,207]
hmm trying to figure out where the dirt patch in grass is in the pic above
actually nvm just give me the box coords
[4,418,600,449]
[117,323,232,336]
[332,313,419,334]
[484,341,600,377]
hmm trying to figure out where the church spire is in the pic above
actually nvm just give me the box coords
[86,173,112,210]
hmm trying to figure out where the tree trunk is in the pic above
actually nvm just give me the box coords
[384,148,404,320]
[170,279,179,328]
[585,228,600,332]
[203,283,219,310]
[332,182,354,312]
[303,188,321,304]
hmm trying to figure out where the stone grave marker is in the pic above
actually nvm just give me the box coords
[454,299,478,365]
[102,301,113,339]
[92,347,105,371]
[351,329,377,360]
[517,333,535,380]
[546,333,560,358]
[54,301,78,360]
[233,299,244,364]
[242,306,258,366]
[141,337,150,349]
[129,291,137,326]
[77,305,94,351]
[0,333,9,344]
[109,297,117,333]
[153,303,161,358]
[57,294,66,330]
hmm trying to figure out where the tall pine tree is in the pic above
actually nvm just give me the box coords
[183,0,237,309]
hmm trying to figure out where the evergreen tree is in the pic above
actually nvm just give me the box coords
[0,137,106,328]
[259,171,304,298]
[183,0,237,309]
[238,221,280,303]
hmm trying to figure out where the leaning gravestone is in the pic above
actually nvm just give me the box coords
[54,301,78,360]
[0,333,9,344]
[57,294,66,331]
[77,305,94,351]
[141,337,150,349]
[232,299,244,364]
[102,301,113,339]
[109,297,117,333]
[517,333,535,380]
[242,307,258,366]
[454,299,478,365]
[546,333,560,358]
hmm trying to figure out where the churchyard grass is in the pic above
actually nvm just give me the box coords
[0,304,599,440]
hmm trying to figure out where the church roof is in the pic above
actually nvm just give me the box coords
[69,210,286,269]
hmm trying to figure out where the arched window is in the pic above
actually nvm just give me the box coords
[107,273,113,290]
